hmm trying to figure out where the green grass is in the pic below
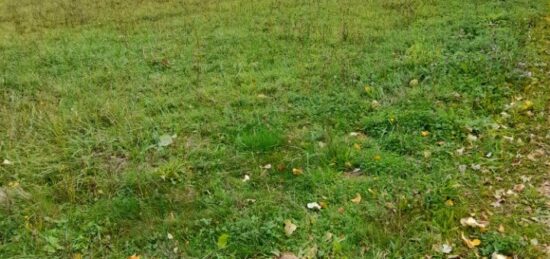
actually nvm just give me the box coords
[1,0,549,258]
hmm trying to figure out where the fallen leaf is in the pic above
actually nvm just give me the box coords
[494,189,506,199]
[242,175,250,182]
[128,255,140,259]
[353,143,361,150]
[324,232,333,242]
[409,79,419,87]
[284,220,297,236]
[513,184,525,192]
[498,224,505,233]
[2,159,13,165]
[306,202,321,210]
[292,168,303,175]
[278,252,299,259]
[72,253,83,259]
[158,134,176,147]
[445,199,455,207]
[217,233,229,249]
[491,252,508,259]
[467,134,478,142]
[520,100,533,111]
[421,131,430,137]
[461,232,481,249]
[349,132,361,137]
[460,217,489,228]
[373,155,381,161]
[0,194,12,208]
[491,199,504,208]
[351,193,362,204]
[440,243,453,254]
[167,233,174,240]
[337,207,345,214]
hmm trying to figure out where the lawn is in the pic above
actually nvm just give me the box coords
[1,0,549,258]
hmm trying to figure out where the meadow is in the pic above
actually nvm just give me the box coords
[0,0,549,258]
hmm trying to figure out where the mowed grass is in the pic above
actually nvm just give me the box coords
[1,0,549,258]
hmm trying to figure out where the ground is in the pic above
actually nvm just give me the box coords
[0,0,549,258]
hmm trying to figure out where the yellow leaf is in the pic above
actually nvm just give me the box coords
[445,199,454,206]
[498,224,505,233]
[284,220,297,236]
[351,193,362,204]
[461,232,481,249]
[292,168,303,175]
[421,131,430,137]
[128,255,140,259]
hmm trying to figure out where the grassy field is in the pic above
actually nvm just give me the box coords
[1,0,549,258]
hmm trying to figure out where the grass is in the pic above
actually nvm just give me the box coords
[0,0,549,258]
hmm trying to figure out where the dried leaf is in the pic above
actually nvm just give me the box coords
[440,243,453,254]
[306,202,322,210]
[278,252,299,259]
[351,193,362,204]
[292,168,303,175]
[460,217,489,228]
[349,132,361,137]
[513,184,525,192]
[128,255,140,259]
[158,134,176,147]
[284,220,297,236]
[498,224,505,233]
[491,252,508,259]
[2,159,13,165]
[461,233,481,249]
[467,134,478,142]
